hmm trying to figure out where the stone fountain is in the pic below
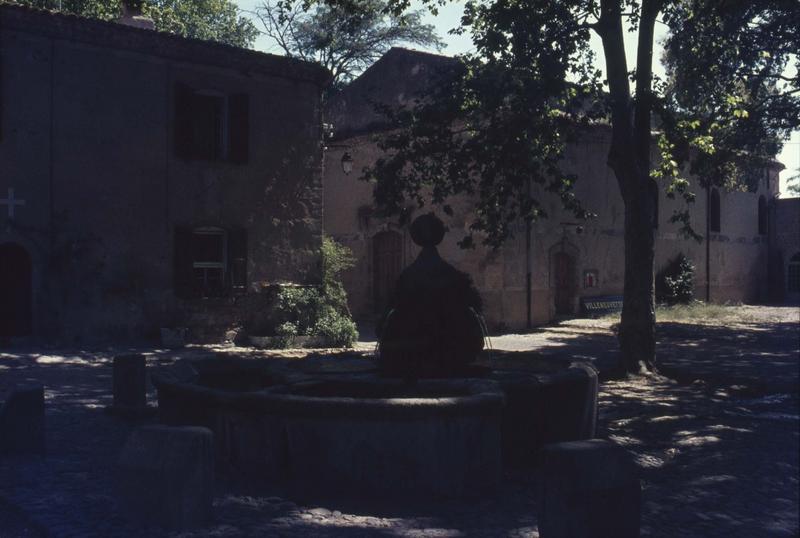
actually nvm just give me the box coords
[152,214,598,499]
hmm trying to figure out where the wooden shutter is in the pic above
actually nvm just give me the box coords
[228,228,247,292]
[174,83,194,159]
[173,226,195,299]
[228,93,249,164]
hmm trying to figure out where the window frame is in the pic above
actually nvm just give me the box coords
[174,83,249,164]
[191,227,227,298]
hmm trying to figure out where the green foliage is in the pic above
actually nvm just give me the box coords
[255,0,443,89]
[658,0,799,231]
[656,253,695,305]
[273,320,299,348]
[787,168,800,197]
[312,304,359,347]
[270,236,358,347]
[10,0,258,48]
[367,1,602,248]
[145,0,259,47]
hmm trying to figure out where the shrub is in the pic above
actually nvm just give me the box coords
[269,236,358,348]
[656,253,695,305]
[312,305,358,348]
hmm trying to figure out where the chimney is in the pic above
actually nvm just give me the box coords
[117,0,155,30]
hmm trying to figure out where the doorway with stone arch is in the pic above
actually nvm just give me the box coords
[549,241,579,317]
[372,230,403,314]
[0,243,33,337]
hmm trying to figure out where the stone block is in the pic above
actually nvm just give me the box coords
[539,439,641,538]
[116,425,214,530]
[492,360,598,466]
[113,354,147,410]
[0,385,45,455]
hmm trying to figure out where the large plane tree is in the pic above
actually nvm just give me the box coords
[312,0,799,373]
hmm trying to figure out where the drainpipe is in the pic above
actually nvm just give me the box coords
[525,178,532,329]
[705,185,711,302]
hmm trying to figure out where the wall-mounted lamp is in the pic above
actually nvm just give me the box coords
[325,143,354,175]
[341,152,354,175]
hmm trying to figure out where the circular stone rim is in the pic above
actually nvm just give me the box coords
[263,377,505,419]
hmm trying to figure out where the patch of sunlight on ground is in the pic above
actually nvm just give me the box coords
[706,424,753,433]
[689,475,737,486]
[608,434,643,446]
[675,435,722,447]
[649,414,697,423]
[635,454,666,468]
[35,355,100,366]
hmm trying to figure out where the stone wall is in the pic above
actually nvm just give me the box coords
[771,198,800,303]
[0,5,327,342]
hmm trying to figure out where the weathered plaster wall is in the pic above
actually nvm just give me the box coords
[323,49,780,330]
[0,6,326,342]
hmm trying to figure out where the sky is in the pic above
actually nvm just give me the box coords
[236,0,799,196]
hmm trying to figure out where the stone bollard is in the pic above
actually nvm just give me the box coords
[108,354,154,418]
[538,439,641,538]
[0,385,45,455]
[116,425,214,530]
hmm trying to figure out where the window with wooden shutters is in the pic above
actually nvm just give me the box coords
[174,83,249,163]
[174,227,247,298]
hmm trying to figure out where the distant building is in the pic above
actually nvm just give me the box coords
[324,48,787,330]
[771,198,800,303]
[0,4,328,342]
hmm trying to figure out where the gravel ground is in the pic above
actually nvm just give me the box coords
[0,305,797,537]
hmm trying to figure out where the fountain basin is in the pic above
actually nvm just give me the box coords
[153,364,504,499]
[270,378,504,499]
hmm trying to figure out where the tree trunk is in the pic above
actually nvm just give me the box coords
[596,0,662,374]
[619,174,657,373]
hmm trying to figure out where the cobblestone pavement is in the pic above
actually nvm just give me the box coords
[0,305,797,537]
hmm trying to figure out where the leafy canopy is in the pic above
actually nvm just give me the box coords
[254,0,444,88]
[9,0,259,48]
[362,0,799,247]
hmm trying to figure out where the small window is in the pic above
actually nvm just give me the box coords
[191,229,226,297]
[758,195,767,235]
[789,253,800,294]
[174,83,249,163]
[174,226,247,298]
[709,188,721,233]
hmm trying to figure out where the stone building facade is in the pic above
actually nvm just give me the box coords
[771,198,800,303]
[0,5,328,342]
[324,48,786,330]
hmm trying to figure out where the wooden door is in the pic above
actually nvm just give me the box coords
[373,231,402,314]
[0,243,32,337]
[554,251,576,315]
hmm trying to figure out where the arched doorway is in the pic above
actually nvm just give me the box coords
[553,251,576,315]
[373,231,403,314]
[0,243,33,337]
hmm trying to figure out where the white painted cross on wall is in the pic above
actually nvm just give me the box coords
[0,188,26,219]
